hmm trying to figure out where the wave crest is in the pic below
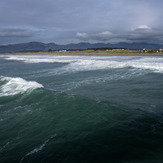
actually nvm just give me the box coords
[0,76,43,96]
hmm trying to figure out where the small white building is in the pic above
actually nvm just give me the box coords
[59,50,67,52]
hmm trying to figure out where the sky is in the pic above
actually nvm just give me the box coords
[0,0,163,45]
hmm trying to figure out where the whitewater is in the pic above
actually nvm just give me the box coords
[0,54,163,162]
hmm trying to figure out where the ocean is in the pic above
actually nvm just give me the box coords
[0,54,163,163]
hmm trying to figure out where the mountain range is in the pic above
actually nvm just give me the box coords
[0,42,162,53]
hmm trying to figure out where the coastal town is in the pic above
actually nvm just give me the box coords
[140,48,163,53]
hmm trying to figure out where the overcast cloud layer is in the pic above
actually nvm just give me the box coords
[0,0,163,45]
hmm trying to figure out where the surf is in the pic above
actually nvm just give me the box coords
[0,76,43,97]
[3,55,163,73]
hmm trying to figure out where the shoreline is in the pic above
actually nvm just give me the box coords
[0,50,163,56]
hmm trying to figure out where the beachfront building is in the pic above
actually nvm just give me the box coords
[140,48,163,53]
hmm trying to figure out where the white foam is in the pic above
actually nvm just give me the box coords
[67,56,163,73]
[5,55,76,63]
[4,55,163,73]
[130,57,163,72]
[20,134,56,163]
[0,76,43,96]
[19,139,49,163]
[26,140,49,156]
[47,57,163,76]
[53,69,145,92]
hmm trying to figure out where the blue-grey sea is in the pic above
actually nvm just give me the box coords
[0,54,163,163]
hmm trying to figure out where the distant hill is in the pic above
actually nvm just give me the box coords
[0,42,162,53]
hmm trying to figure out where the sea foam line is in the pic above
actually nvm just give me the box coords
[20,134,56,163]
[19,140,49,163]
[0,142,10,152]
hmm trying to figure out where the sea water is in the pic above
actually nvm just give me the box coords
[0,54,163,162]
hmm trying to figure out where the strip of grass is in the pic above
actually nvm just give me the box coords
[1,49,163,56]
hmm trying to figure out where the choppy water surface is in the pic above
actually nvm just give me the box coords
[0,54,163,162]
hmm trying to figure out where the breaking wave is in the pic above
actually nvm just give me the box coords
[4,55,76,63]
[68,56,163,73]
[0,76,43,97]
[4,55,163,73]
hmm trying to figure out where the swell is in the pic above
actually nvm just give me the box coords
[0,86,127,162]
[0,80,163,162]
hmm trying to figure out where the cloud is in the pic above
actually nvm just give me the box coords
[0,26,45,44]
[97,31,113,41]
[100,31,112,35]
[127,26,163,43]
[136,25,151,30]
[76,32,87,38]
[76,31,114,42]
[132,25,151,31]
[0,28,33,37]
[0,0,163,44]
[76,27,163,44]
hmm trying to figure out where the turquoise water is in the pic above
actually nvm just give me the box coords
[0,55,163,162]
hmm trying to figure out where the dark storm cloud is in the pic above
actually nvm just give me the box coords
[0,0,163,44]
[127,27,163,44]
[0,26,44,44]
[76,26,163,44]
